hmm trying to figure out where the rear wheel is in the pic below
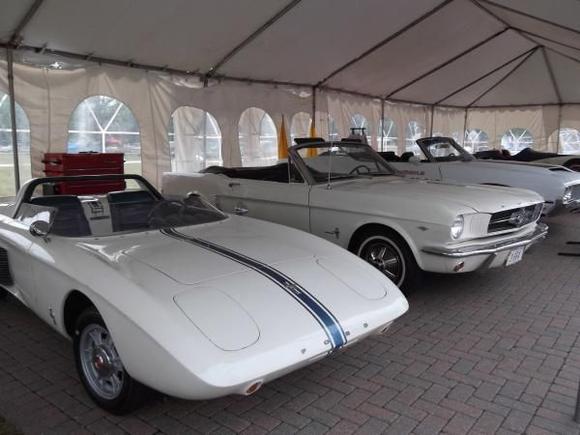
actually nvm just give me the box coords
[352,228,421,291]
[73,308,149,414]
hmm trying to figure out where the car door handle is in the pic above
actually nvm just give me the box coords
[228,182,241,188]
[234,206,249,216]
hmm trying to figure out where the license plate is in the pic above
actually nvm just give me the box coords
[506,246,524,266]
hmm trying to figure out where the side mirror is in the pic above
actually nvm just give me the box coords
[29,220,51,238]
[408,155,421,166]
[186,191,201,199]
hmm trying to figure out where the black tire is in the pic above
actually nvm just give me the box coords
[351,227,422,292]
[73,307,149,414]
[0,287,7,300]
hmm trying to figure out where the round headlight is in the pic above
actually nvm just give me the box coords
[563,187,572,204]
[451,215,464,240]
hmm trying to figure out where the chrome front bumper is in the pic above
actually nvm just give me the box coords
[422,223,549,258]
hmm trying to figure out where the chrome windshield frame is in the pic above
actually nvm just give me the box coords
[416,137,475,163]
[288,140,400,186]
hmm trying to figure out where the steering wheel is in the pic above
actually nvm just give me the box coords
[147,200,185,228]
[349,165,371,175]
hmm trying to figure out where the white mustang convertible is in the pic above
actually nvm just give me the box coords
[164,141,548,290]
[385,137,580,215]
[0,175,408,414]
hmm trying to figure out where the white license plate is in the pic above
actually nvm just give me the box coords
[506,246,525,266]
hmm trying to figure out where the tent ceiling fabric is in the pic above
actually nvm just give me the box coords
[3,0,580,107]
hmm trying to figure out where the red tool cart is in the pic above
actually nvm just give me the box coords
[42,152,125,195]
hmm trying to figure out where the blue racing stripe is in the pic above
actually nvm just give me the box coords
[161,228,347,349]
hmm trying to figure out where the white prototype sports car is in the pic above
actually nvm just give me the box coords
[383,137,580,215]
[163,141,548,290]
[0,174,408,414]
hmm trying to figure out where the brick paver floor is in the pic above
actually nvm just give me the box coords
[1,213,580,434]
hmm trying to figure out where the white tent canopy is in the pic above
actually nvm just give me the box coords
[2,0,580,106]
[0,0,579,194]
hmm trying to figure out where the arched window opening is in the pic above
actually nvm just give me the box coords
[290,112,312,145]
[68,95,141,174]
[168,107,222,172]
[405,121,425,154]
[377,118,398,152]
[500,128,534,153]
[464,129,490,153]
[553,128,580,154]
[238,107,277,167]
[0,92,31,196]
[351,114,372,144]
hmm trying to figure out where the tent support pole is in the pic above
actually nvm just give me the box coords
[544,46,580,66]
[311,86,317,135]
[9,0,45,44]
[434,47,537,105]
[542,47,562,103]
[429,105,435,136]
[316,0,455,87]
[205,0,303,77]
[468,47,539,107]
[478,0,580,39]
[6,48,21,192]
[556,104,563,153]
[384,28,508,99]
[463,108,469,146]
[380,100,385,150]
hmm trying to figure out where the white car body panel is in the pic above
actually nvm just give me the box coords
[0,186,408,400]
[163,145,547,276]
[389,138,580,214]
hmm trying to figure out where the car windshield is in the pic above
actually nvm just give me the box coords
[420,138,472,162]
[15,177,226,238]
[293,142,395,183]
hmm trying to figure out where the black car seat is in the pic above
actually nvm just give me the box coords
[400,152,415,162]
[379,151,400,162]
[107,190,157,232]
[29,195,91,237]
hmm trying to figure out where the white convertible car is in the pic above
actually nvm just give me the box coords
[163,141,548,290]
[383,137,580,215]
[0,174,408,414]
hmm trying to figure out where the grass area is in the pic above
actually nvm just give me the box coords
[0,416,20,435]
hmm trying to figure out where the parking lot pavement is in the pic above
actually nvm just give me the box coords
[1,213,580,434]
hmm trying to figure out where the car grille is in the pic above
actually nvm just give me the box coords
[488,204,543,233]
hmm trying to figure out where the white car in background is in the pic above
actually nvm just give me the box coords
[0,174,408,414]
[163,140,548,290]
[384,137,580,215]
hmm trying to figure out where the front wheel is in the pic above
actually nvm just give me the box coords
[73,308,149,414]
[352,229,421,291]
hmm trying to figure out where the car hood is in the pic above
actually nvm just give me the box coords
[80,216,344,285]
[76,216,408,352]
[469,159,580,185]
[325,176,542,213]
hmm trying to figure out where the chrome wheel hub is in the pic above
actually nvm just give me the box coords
[79,324,124,400]
[360,238,405,285]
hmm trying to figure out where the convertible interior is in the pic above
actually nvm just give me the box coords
[202,162,304,183]
[20,189,223,238]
